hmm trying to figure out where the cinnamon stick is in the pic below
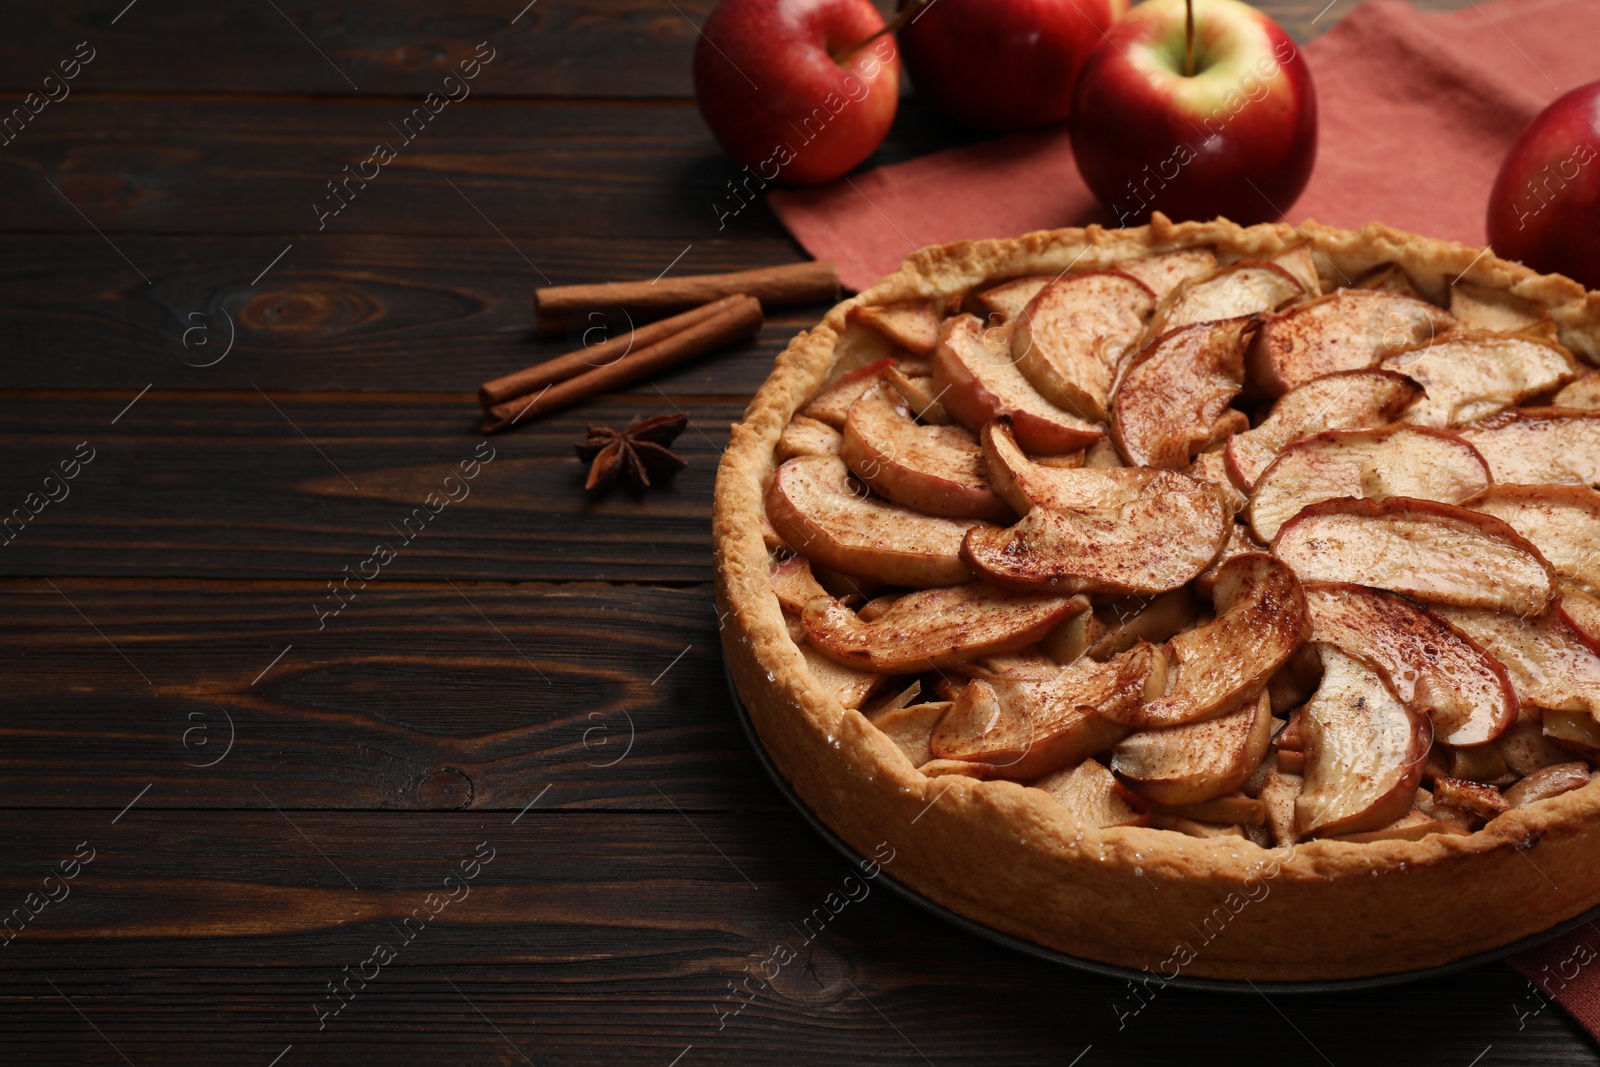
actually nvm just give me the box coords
[534,261,836,337]
[480,295,743,410]
[484,294,763,433]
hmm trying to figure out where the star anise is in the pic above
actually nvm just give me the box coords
[575,413,690,492]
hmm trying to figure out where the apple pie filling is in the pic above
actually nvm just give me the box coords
[764,244,1600,847]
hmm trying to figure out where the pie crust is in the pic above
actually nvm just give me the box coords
[713,213,1600,981]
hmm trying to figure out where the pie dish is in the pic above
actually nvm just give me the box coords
[712,212,1600,981]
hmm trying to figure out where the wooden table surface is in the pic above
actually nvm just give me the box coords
[4,0,1593,1063]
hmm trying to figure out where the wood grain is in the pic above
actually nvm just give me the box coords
[0,811,1583,1065]
[0,394,742,582]
[0,580,769,810]
[0,234,819,393]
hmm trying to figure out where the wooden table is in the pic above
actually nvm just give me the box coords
[3,1,1591,1063]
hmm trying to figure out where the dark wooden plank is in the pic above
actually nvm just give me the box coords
[0,0,1473,100]
[0,394,740,581]
[0,580,768,810]
[0,97,979,237]
[0,234,821,393]
[0,0,718,99]
[0,810,1584,1065]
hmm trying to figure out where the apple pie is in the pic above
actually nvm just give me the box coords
[713,213,1600,981]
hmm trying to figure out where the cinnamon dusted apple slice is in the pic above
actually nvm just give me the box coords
[929,643,1157,777]
[766,456,983,587]
[1555,370,1600,410]
[1257,764,1304,845]
[801,357,899,428]
[847,300,941,355]
[1224,370,1421,490]
[799,643,886,710]
[1467,485,1600,596]
[1433,595,1600,718]
[962,492,1228,597]
[884,366,953,425]
[933,314,1104,455]
[1111,690,1274,806]
[1304,583,1518,746]
[1011,270,1156,422]
[776,414,842,461]
[1244,289,1454,397]
[841,382,1012,522]
[974,275,1051,323]
[1032,758,1150,829]
[981,417,1226,516]
[1453,408,1600,487]
[1449,282,1551,334]
[1108,248,1217,302]
[1272,498,1558,616]
[1381,332,1576,426]
[1147,260,1303,336]
[1112,317,1255,469]
[1101,553,1309,728]
[1294,646,1431,838]
[1245,426,1492,542]
[1271,243,1323,298]
[1193,523,1263,598]
[802,582,1081,672]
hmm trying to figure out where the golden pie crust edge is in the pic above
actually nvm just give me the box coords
[712,212,1600,982]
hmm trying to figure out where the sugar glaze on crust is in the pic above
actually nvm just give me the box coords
[713,213,1600,981]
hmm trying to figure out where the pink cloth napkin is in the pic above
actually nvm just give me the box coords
[771,0,1600,1029]
[770,0,1598,291]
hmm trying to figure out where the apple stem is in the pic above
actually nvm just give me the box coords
[835,0,929,63]
[1184,0,1195,77]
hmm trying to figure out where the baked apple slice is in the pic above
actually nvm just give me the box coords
[1304,582,1517,746]
[847,300,941,355]
[776,414,842,461]
[1466,484,1600,596]
[884,366,954,425]
[841,382,1013,521]
[933,314,1104,455]
[1271,243,1323,298]
[1245,425,1492,542]
[1087,587,1198,661]
[1112,317,1256,469]
[1032,758,1150,828]
[1381,332,1576,426]
[801,357,899,428]
[1111,691,1274,806]
[1355,262,1425,299]
[974,275,1051,323]
[1505,763,1591,808]
[1449,282,1551,334]
[766,456,984,587]
[1193,522,1265,598]
[1452,408,1600,487]
[1294,646,1431,838]
[1272,497,1558,617]
[799,643,886,710]
[803,582,1082,672]
[1555,370,1600,410]
[1114,248,1219,301]
[981,417,1228,516]
[1433,595,1600,718]
[1244,288,1454,397]
[1011,270,1156,422]
[768,553,831,613]
[1102,553,1309,728]
[1147,261,1304,336]
[868,701,949,767]
[929,643,1156,777]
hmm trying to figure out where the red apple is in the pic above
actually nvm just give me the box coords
[693,0,901,187]
[896,0,1128,131]
[1487,81,1600,290]
[1070,0,1317,226]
